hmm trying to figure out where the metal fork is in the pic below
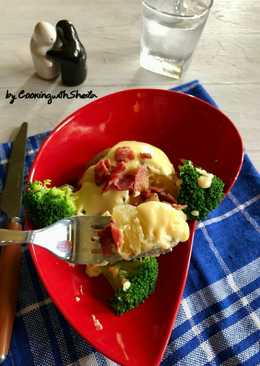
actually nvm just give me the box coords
[0,215,123,265]
[0,215,176,265]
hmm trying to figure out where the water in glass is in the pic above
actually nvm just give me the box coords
[140,0,212,79]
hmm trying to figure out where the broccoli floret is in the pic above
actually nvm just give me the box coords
[177,160,224,220]
[23,180,76,228]
[103,257,158,315]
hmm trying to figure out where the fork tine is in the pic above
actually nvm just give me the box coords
[90,215,112,230]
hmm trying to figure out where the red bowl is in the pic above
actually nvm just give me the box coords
[28,89,243,366]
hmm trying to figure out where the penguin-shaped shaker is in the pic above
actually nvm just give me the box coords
[30,21,59,80]
[47,20,87,86]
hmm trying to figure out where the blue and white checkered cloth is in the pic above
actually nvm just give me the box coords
[1,81,260,366]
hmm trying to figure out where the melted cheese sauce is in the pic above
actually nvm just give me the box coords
[107,141,174,176]
[75,166,129,215]
[75,141,175,215]
[75,141,189,259]
[196,168,214,189]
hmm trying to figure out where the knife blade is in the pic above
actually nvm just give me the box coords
[0,122,28,364]
[0,122,28,219]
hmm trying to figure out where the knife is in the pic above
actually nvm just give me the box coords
[0,122,28,363]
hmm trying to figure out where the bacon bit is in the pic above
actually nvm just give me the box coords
[118,166,149,193]
[141,189,156,200]
[139,152,152,159]
[133,166,149,193]
[114,174,135,191]
[140,190,150,200]
[98,225,114,256]
[172,203,187,210]
[103,162,126,191]
[115,147,135,162]
[110,162,126,178]
[98,222,123,256]
[103,163,149,193]
[95,159,112,185]
[150,186,164,194]
[101,162,149,193]
[129,193,143,206]
[142,186,178,204]
[145,193,159,202]
[111,223,124,249]
[157,191,177,204]
[130,190,159,205]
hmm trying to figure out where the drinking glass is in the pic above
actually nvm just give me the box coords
[140,0,213,79]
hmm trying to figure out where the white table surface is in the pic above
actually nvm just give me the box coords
[0,0,259,170]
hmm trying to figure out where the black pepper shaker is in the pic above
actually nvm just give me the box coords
[47,20,87,86]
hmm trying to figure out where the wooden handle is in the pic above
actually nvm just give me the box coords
[0,218,22,362]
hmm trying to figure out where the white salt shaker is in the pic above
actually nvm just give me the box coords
[30,21,59,80]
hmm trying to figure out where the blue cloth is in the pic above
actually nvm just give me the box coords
[1,81,259,366]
